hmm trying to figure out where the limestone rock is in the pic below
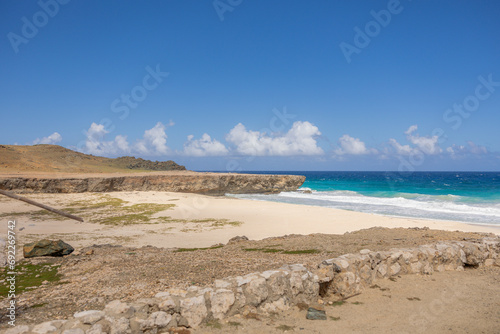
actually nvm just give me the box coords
[105,316,130,334]
[24,239,74,258]
[210,289,235,319]
[62,329,84,334]
[180,295,208,328]
[73,310,104,325]
[31,321,58,334]
[104,300,134,318]
[4,325,31,334]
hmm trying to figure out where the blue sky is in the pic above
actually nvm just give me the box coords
[1,0,500,171]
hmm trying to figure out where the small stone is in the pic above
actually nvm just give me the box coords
[227,236,249,244]
[306,307,327,320]
[85,249,94,255]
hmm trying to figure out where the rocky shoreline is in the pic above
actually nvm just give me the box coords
[0,172,305,195]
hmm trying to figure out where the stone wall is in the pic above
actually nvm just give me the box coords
[4,238,499,334]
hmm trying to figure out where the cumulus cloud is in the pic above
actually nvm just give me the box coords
[390,125,442,156]
[388,138,416,156]
[82,122,170,156]
[33,132,62,145]
[335,134,376,155]
[135,122,169,155]
[183,133,228,157]
[225,121,323,156]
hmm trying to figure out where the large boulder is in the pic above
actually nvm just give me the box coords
[23,239,74,258]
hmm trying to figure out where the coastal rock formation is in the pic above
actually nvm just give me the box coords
[12,237,499,332]
[0,173,306,195]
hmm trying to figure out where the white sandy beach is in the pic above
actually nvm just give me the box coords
[1,191,498,253]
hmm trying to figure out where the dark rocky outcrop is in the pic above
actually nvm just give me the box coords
[113,156,185,171]
[23,239,74,258]
[0,173,306,195]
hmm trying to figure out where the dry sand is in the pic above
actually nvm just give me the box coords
[0,191,498,253]
[1,191,499,333]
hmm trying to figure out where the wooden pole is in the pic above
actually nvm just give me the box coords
[0,189,84,222]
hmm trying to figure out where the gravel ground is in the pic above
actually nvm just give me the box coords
[0,227,495,327]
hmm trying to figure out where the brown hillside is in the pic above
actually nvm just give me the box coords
[0,145,186,173]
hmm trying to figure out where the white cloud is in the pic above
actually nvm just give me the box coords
[83,123,129,156]
[33,132,62,145]
[225,121,323,156]
[390,125,442,156]
[135,122,169,155]
[446,141,488,158]
[82,122,170,156]
[183,133,228,157]
[335,134,376,155]
[389,138,417,155]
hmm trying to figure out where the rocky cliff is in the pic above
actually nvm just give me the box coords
[0,172,306,195]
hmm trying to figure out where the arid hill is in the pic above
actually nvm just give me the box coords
[0,144,185,173]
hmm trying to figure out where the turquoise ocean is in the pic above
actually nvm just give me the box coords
[230,172,500,226]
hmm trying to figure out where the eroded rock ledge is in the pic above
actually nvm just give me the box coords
[6,238,499,333]
[0,172,306,195]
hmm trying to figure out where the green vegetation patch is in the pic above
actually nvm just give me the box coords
[243,247,320,254]
[277,324,295,331]
[0,262,61,298]
[331,300,345,307]
[174,245,224,253]
[282,249,320,254]
[205,320,223,329]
